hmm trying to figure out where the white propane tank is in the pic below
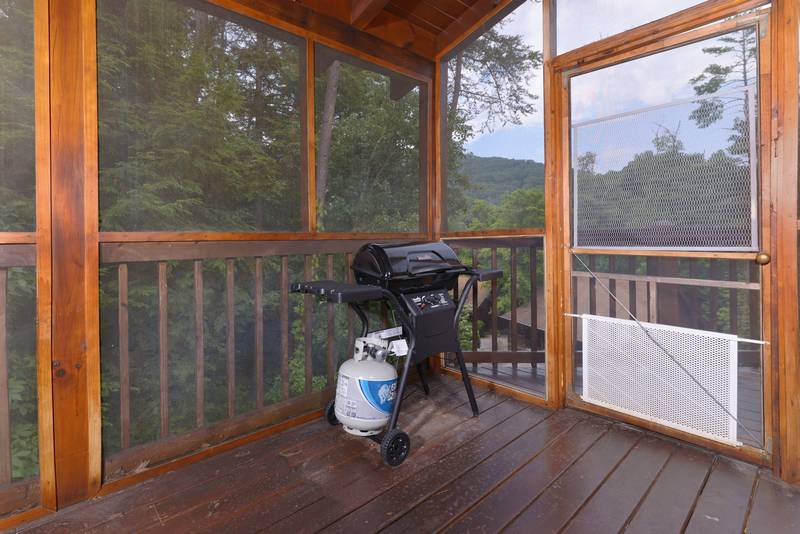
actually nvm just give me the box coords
[335,337,398,436]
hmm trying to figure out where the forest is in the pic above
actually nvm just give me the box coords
[0,0,763,484]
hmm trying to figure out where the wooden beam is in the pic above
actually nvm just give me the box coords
[208,0,434,78]
[34,0,55,510]
[772,0,800,484]
[48,0,102,506]
[350,0,391,29]
[435,0,520,59]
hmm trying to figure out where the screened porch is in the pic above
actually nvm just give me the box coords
[0,0,799,532]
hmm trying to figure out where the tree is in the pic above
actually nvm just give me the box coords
[689,27,757,159]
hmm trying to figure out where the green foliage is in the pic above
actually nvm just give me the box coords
[0,0,35,231]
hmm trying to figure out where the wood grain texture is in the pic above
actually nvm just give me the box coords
[48,0,102,506]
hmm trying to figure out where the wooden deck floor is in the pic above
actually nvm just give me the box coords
[16,375,800,534]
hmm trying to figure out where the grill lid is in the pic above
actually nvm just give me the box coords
[352,242,465,281]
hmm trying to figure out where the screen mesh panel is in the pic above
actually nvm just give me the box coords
[581,314,739,445]
[572,86,757,250]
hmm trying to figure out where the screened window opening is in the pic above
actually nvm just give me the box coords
[97,0,304,231]
[0,0,35,231]
[571,27,759,251]
[442,0,544,232]
[313,45,424,233]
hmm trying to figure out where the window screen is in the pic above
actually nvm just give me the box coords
[314,45,424,233]
[97,0,304,231]
[570,27,759,251]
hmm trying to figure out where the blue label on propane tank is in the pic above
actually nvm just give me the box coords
[359,379,397,414]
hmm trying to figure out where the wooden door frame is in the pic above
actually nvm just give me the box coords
[551,7,775,466]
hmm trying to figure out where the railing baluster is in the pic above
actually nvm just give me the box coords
[303,255,313,394]
[689,259,700,327]
[158,261,169,437]
[280,256,290,400]
[194,260,204,427]
[709,261,720,331]
[648,281,658,322]
[510,247,517,376]
[118,264,130,448]
[0,269,11,483]
[326,254,335,385]
[491,248,498,373]
[628,257,637,319]
[530,246,538,353]
[471,249,478,372]
[226,258,235,418]
[729,260,739,335]
[588,256,597,315]
[749,262,759,339]
[608,256,616,317]
[345,253,354,352]
[255,258,263,409]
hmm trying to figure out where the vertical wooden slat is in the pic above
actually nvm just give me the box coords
[345,252,354,350]
[35,0,56,508]
[117,264,130,449]
[0,269,12,484]
[608,256,616,317]
[749,262,760,339]
[326,254,335,385]
[471,249,478,371]
[303,255,313,394]
[255,258,264,409]
[491,248,498,373]
[226,259,235,417]
[729,260,739,335]
[689,259,701,327]
[194,261,204,427]
[280,256,289,401]
[648,282,658,323]
[158,262,168,437]
[510,247,518,375]
[588,255,597,315]
[709,260,720,331]
[530,246,538,352]
[628,257,637,319]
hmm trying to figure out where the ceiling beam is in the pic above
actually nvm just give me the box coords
[351,0,392,29]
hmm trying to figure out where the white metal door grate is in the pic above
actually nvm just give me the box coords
[581,314,739,445]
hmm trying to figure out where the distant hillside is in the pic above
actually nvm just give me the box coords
[460,153,545,204]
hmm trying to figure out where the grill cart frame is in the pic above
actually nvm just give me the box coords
[291,241,501,466]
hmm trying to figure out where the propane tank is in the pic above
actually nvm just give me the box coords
[335,337,398,436]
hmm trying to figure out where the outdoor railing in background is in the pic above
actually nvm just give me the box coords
[443,236,547,397]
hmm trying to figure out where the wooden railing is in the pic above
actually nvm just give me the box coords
[100,239,383,479]
[571,257,762,365]
[443,236,547,396]
[0,244,39,515]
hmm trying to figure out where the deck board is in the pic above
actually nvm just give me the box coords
[16,374,800,534]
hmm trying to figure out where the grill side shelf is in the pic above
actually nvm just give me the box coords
[290,280,385,304]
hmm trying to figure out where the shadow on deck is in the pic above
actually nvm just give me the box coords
[17,375,800,533]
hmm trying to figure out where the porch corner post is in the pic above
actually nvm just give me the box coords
[772,0,800,484]
[49,0,102,505]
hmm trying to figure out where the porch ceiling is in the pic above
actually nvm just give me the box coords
[289,0,498,59]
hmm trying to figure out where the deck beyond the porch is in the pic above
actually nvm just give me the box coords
[17,374,800,533]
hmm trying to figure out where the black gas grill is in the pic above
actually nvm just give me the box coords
[292,241,501,466]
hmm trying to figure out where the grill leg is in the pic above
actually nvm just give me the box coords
[455,350,479,416]
[416,364,430,396]
[389,351,414,431]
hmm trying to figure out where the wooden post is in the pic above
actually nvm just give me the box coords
[773,0,800,484]
[48,0,102,506]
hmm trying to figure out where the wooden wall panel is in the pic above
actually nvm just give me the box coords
[48,0,101,506]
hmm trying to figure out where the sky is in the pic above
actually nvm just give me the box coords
[464,0,756,167]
